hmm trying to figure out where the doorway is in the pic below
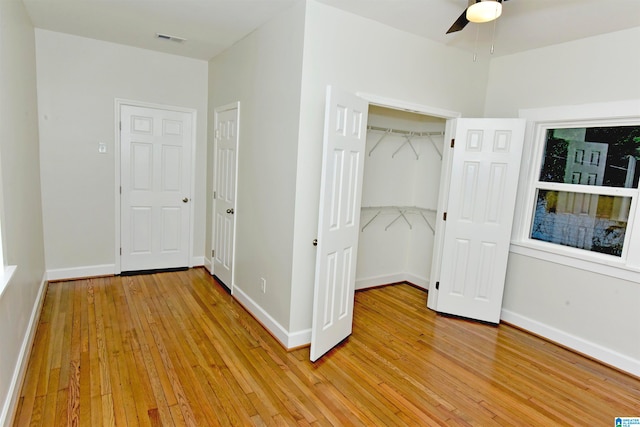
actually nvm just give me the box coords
[356,105,446,291]
[310,88,526,360]
[211,102,240,291]
[116,100,196,273]
[310,89,459,361]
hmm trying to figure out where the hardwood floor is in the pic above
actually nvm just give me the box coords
[13,268,640,426]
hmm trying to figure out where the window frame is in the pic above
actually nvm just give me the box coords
[512,100,640,280]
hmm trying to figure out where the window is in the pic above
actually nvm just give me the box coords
[514,101,640,278]
[530,125,639,257]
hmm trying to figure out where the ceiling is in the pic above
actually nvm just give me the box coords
[22,0,640,61]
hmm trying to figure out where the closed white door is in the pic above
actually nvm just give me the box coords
[310,87,369,362]
[212,103,239,289]
[120,105,193,272]
[428,118,525,324]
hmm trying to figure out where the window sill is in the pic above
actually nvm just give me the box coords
[509,242,640,283]
[0,265,17,299]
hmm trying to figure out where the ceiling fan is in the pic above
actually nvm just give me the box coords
[446,0,509,34]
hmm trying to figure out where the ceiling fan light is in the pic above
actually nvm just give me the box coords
[466,0,502,23]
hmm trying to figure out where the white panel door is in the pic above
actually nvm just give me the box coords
[212,104,239,290]
[121,105,192,272]
[430,118,525,324]
[310,87,368,362]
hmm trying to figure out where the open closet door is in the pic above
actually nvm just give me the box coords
[310,86,369,362]
[428,118,525,324]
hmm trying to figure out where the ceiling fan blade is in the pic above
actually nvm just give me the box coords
[446,0,508,34]
[446,9,469,34]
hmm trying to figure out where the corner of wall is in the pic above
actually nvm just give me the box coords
[0,274,47,427]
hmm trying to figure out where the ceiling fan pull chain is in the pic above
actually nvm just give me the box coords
[473,24,479,62]
[490,16,498,55]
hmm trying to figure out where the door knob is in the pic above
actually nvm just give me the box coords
[182,197,189,203]
[226,208,234,214]
[313,239,318,246]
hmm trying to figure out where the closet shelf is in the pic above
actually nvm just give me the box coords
[367,125,444,160]
[360,206,437,233]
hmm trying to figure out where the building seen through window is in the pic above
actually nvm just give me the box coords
[531,126,640,257]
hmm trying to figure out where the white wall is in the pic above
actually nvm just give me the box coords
[288,0,491,335]
[207,1,306,336]
[35,30,208,276]
[0,1,47,425]
[485,27,640,374]
[485,27,640,118]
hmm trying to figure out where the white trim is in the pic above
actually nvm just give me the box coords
[0,265,17,300]
[232,286,310,348]
[203,256,213,274]
[114,98,198,274]
[358,92,462,119]
[519,100,640,123]
[1,273,47,427]
[47,264,115,281]
[501,309,640,377]
[287,328,312,349]
[191,256,205,267]
[353,95,460,310]
[510,243,640,283]
[356,272,428,290]
[514,100,640,273]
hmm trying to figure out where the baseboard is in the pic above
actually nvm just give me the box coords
[48,258,206,281]
[232,286,311,349]
[1,273,47,427]
[191,256,205,267]
[286,327,312,349]
[501,309,640,377]
[203,257,213,274]
[356,272,429,290]
[47,264,115,281]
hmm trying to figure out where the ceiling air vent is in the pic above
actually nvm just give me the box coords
[155,33,186,43]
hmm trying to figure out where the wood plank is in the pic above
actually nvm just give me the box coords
[35,283,60,398]
[98,277,131,426]
[85,280,103,427]
[136,274,179,408]
[39,367,59,427]
[91,279,112,399]
[13,270,640,426]
[101,393,116,427]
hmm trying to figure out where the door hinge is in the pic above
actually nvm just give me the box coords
[119,121,122,131]
[443,212,447,221]
[119,248,122,255]
[212,249,215,258]
[215,129,220,139]
[213,191,216,199]
[435,281,440,290]
[119,186,122,195]
[450,138,455,148]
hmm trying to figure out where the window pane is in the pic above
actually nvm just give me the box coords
[530,190,631,257]
[539,126,640,188]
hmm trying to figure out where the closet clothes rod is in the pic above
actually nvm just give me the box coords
[367,126,444,159]
[367,125,444,137]
[360,206,437,233]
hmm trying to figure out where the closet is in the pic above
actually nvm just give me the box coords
[356,106,446,290]
[310,87,526,360]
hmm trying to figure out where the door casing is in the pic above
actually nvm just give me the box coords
[114,98,198,274]
[356,92,461,300]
